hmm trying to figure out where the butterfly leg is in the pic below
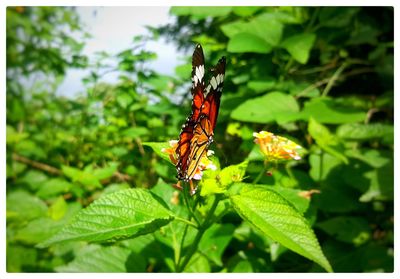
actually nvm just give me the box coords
[172,181,183,191]
[189,180,198,195]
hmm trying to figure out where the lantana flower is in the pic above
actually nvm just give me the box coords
[253,131,302,162]
[162,140,217,181]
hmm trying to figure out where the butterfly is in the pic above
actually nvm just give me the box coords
[175,44,226,188]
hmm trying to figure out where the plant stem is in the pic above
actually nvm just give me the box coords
[182,186,201,226]
[174,216,198,229]
[321,61,348,97]
[177,195,221,272]
[253,162,268,184]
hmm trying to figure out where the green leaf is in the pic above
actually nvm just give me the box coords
[92,163,118,181]
[309,152,343,181]
[344,149,391,169]
[61,165,102,189]
[170,6,232,19]
[6,125,29,144]
[19,170,48,191]
[247,79,276,93]
[314,183,364,213]
[316,217,371,246]
[38,189,174,247]
[232,7,261,17]
[198,224,235,266]
[175,63,191,79]
[36,178,73,199]
[221,13,284,47]
[48,196,68,221]
[14,140,46,159]
[359,162,394,202]
[229,183,332,272]
[231,91,299,124]
[308,118,348,164]
[319,7,360,28]
[337,123,394,142]
[116,92,133,109]
[218,160,248,188]
[270,186,311,214]
[183,253,211,272]
[14,203,82,244]
[7,190,48,222]
[300,97,366,124]
[281,33,316,64]
[122,127,149,139]
[6,245,37,272]
[142,141,173,164]
[56,244,146,272]
[227,32,272,54]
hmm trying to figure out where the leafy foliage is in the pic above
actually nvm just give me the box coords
[6,6,393,273]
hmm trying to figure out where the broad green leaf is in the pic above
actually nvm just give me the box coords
[314,183,364,213]
[19,170,48,191]
[200,160,247,196]
[184,253,211,272]
[92,162,119,181]
[6,245,37,272]
[270,186,311,214]
[7,190,48,222]
[143,141,173,163]
[359,162,394,202]
[116,92,133,109]
[36,178,73,199]
[227,33,272,54]
[229,183,332,272]
[232,7,261,17]
[198,224,235,266]
[218,160,248,188]
[309,151,343,181]
[347,24,379,45]
[221,13,284,47]
[38,188,174,247]
[344,149,391,169]
[231,91,299,123]
[316,240,393,272]
[56,245,146,272]
[170,6,232,19]
[61,165,102,189]
[175,63,191,79]
[281,33,316,64]
[101,182,130,197]
[226,250,271,272]
[6,125,29,144]
[337,123,394,142]
[308,118,348,164]
[15,203,82,244]
[122,127,150,139]
[15,139,46,159]
[300,97,366,124]
[247,79,276,93]
[316,217,371,246]
[319,7,360,28]
[48,196,68,221]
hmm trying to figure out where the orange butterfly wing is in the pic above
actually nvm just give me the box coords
[176,45,226,182]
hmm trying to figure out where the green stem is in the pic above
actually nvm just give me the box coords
[174,216,198,229]
[253,162,268,184]
[177,195,221,272]
[321,62,348,97]
[183,185,201,226]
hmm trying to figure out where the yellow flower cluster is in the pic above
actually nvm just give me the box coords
[253,131,302,162]
[162,140,216,181]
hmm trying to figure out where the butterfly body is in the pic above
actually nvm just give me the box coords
[175,44,226,182]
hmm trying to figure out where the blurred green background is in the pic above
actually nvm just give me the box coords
[6,6,393,272]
